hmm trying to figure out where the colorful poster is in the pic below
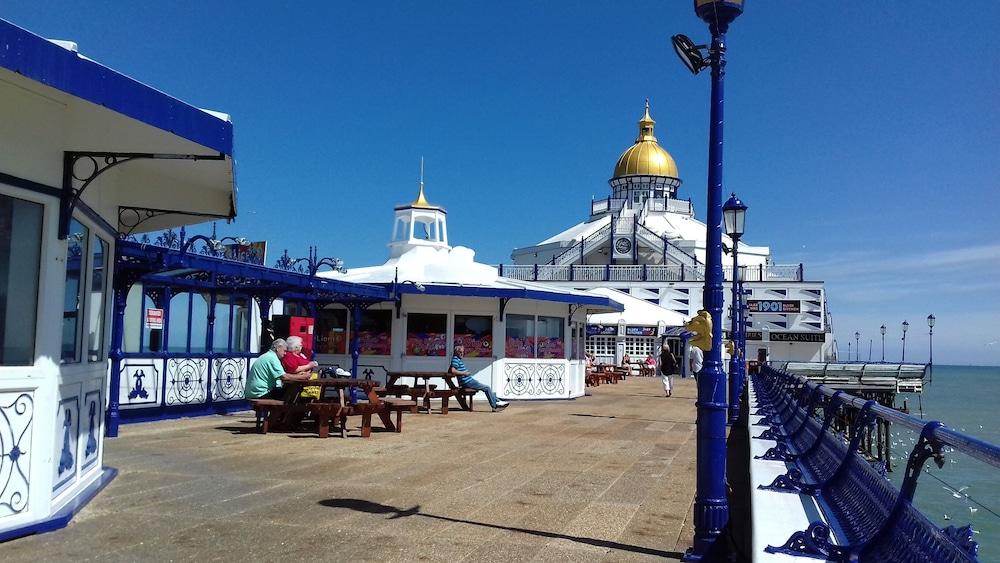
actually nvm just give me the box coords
[505,336,535,359]
[587,324,617,336]
[406,332,447,356]
[536,336,565,359]
[359,331,391,355]
[315,329,347,354]
[747,300,801,313]
[624,326,657,337]
[453,334,492,357]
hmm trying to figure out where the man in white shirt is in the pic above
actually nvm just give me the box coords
[688,345,704,379]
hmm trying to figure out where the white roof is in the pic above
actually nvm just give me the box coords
[538,215,609,245]
[585,287,688,327]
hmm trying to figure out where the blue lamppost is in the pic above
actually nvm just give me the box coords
[880,324,886,362]
[671,1,744,558]
[902,320,910,362]
[854,331,860,362]
[723,193,746,424]
[927,314,935,383]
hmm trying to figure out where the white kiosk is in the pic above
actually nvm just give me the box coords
[0,20,236,540]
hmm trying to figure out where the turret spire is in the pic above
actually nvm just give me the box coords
[637,98,657,142]
[412,157,431,208]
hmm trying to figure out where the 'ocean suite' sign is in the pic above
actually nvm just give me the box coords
[747,300,801,313]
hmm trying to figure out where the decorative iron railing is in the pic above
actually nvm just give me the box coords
[497,263,803,282]
[752,364,996,561]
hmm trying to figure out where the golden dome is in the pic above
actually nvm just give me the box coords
[613,101,679,179]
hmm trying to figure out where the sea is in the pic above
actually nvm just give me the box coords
[890,364,1000,561]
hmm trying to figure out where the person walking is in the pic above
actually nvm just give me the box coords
[659,342,677,397]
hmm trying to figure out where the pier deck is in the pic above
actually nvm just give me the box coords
[7,378,698,562]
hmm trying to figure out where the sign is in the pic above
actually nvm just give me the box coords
[145,308,164,330]
[587,325,617,336]
[747,300,801,313]
[223,241,267,265]
[768,332,826,343]
[624,326,657,337]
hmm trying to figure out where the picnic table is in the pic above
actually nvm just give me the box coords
[384,371,477,413]
[252,377,415,438]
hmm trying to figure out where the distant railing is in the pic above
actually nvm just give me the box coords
[590,196,693,216]
[498,263,803,282]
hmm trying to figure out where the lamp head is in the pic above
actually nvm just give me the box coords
[880,324,886,335]
[855,331,860,339]
[902,320,909,333]
[723,192,747,238]
[927,314,935,328]
[694,0,744,30]
[671,34,710,75]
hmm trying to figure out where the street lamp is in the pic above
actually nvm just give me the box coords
[854,331,860,362]
[927,314,935,383]
[901,320,910,362]
[880,324,886,362]
[848,340,852,362]
[672,1,744,559]
[724,193,746,424]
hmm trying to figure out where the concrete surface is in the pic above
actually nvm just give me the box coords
[4,376,699,562]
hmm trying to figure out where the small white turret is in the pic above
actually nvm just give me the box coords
[388,160,450,258]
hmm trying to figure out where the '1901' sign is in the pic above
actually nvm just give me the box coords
[747,300,801,313]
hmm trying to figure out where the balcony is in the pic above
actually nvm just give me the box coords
[497,263,804,283]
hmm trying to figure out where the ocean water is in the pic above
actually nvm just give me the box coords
[891,365,1000,561]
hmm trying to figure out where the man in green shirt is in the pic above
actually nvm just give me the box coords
[245,339,310,399]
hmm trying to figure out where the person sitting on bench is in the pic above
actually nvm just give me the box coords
[448,345,508,412]
[245,339,310,400]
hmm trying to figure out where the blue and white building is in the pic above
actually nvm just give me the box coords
[502,102,835,364]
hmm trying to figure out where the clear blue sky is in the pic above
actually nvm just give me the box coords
[7,2,998,365]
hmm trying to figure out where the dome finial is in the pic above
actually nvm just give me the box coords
[637,99,656,142]
[412,157,431,208]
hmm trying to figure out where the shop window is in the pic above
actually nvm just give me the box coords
[315,308,347,354]
[0,193,43,365]
[87,236,109,362]
[505,314,535,359]
[214,296,232,353]
[188,293,210,353]
[232,297,250,353]
[406,312,447,356]
[454,315,492,358]
[536,316,565,359]
[62,219,89,363]
[359,310,391,355]
[168,292,191,353]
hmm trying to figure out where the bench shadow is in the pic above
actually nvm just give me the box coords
[214,425,262,435]
[569,413,695,425]
[318,498,686,560]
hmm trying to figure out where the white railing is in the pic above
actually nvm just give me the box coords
[498,263,803,282]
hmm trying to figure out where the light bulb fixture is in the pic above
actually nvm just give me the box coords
[671,34,710,75]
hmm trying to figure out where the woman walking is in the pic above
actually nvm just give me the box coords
[659,342,677,397]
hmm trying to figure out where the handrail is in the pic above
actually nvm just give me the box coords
[766,365,1000,470]
[548,223,610,265]
[635,221,699,265]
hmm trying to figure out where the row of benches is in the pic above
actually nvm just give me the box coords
[751,366,978,561]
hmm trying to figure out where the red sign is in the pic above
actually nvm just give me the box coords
[145,308,164,329]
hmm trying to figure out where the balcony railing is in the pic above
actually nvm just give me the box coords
[497,263,804,283]
[590,196,692,216]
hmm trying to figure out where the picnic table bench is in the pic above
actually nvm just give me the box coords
[385,371,478,413]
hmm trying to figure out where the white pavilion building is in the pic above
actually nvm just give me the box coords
[502,102,835,365]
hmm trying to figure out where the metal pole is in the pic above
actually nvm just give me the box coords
[728,233,741,424]
[691,29,730,556]
[928,324,934,384]
[106,278,128,438]
[881,333,885,362]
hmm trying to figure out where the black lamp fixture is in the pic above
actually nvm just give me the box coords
[723,193,747,239]
[671,34,710,75]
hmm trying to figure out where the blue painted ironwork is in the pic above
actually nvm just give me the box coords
[0,392,33,516]
[273,246,346,276]
[725,193,745,424]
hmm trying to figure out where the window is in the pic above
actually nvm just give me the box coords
[359,310,392,355]
[232,297,250,353]
[315,308,347,354]
[214,297,232,352]
[505,314,535,359]
[62,219,89,363]
[87,236,109,361]
[189,293,210,353]
[406,312,447,356]
[168,292,191,353]
[454,315,492,358]
[0,193,43,365]
[536,316,565,359]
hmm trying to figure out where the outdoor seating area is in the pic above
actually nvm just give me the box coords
[4,376,699,561]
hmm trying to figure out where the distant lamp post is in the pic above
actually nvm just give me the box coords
[880,324,886,362]
[848,340,852,362]
[901,320,910,362]
[672,1,744,559]
[927,314,935,383]
[854,331,860,362]
[723,193,746,424]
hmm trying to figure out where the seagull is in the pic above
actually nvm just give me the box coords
[969,507,978,515]
[944,514,951,520]
[942,485,969,498]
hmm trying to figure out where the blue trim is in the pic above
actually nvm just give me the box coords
[0,19,233,155]
[116,400,249,425]
[0,467,117,543]
[394,283,623,311]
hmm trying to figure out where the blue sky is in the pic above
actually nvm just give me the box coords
[7,2,998,365]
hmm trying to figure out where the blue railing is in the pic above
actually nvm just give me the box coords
[751,364,995,561]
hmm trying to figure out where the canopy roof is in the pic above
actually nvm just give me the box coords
[585,287,687,327]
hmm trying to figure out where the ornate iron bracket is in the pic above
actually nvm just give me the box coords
[754,426,786,441]
[755,441,796,463]
[765,521,848,561]
[759,467,805,494]
[60,151,225,239]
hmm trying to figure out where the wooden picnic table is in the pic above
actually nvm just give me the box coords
[385,371,476,413]
[278,377,413,438]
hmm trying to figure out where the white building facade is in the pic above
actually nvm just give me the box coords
[503,103,834,364]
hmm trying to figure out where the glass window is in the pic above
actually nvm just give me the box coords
[124,284,142,353]
[0,193,43,365]
[315,308,347,354]
[87,236,109,362]
[62,219,89,363]
[189,293,210,353]
[536,316,565,359]
[405,313,447,356]
[505,314,535,359]
[232,297,250,353]
[359,310,392,355]
[168,292,191,353]
[141,289,165,353]
[214,296,232,353]
[454,315,492,358]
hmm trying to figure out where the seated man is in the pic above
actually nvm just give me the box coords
[245,339,311,400]
[448,345,508,412]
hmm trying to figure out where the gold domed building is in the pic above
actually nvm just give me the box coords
[507,102,835,366]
